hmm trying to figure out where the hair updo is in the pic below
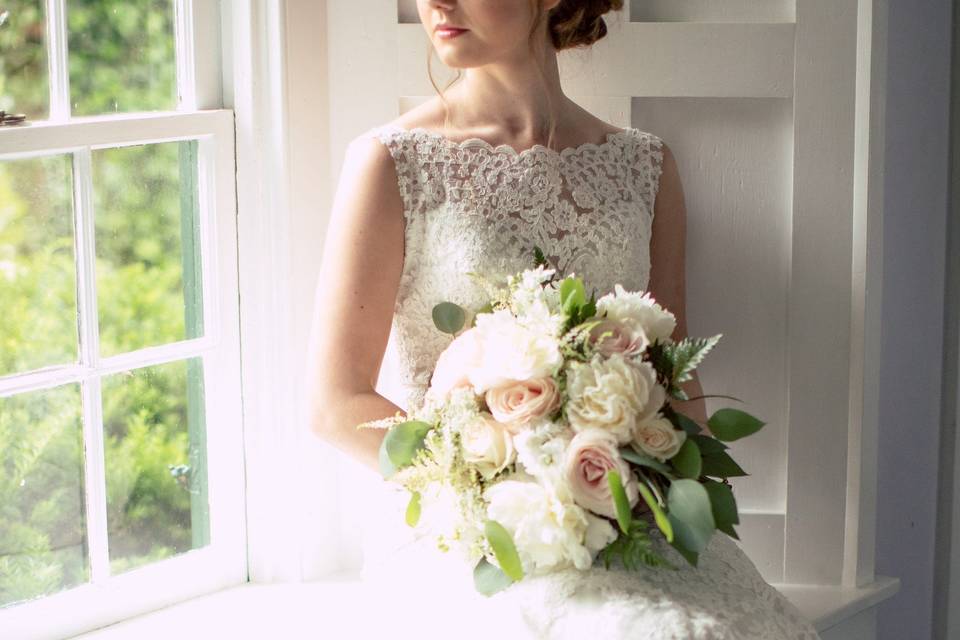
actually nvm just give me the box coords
[547,0,624,50]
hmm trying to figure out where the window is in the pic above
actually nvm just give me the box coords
[0,2,244,636]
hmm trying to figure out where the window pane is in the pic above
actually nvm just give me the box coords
[0,1,49,120]
[93,141,204,357]
[0,384,88,608]
[101,358,208,575]
[67,0,176,115]
[0,155,78,377]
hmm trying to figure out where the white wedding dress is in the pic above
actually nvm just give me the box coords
[356,122,822,640]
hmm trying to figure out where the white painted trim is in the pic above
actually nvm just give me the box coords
[784,0,860,586]
[0,110,234,157]
[398,22,797,98]
[44,0,70,120]
[227,0,307,583]
[843,0,888,589]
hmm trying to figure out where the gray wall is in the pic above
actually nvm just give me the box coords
[876,1,953,639]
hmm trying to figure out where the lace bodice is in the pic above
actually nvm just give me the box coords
[366,122,664,413]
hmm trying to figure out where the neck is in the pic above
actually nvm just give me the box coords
[447,44,569,140]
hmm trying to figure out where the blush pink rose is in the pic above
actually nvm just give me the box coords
[485,376,561,432]
[588,318,648,357]
[429,327,483,397]
[564,428,639,519]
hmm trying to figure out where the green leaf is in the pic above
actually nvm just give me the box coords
[473,557,514,596]
[667,479,715,554]
[690,434,729,454]
[637,481,673,543]
[484,520,524,581]
[532,245,548,268]
[383,420,432,469]
[674,412,703,436]
[703,480,739,539]
[606,470,633,534]
[405,491,421,527]
[600,519,676,571]
[700,451,748,478]
[432,301,466,335]
[620,447,674,476]
[661,334,722,389]
[670,438,702,479]
[707,407,765,442]
[559,276,586,315]
[378,436,398,478]
[668,532,700,567]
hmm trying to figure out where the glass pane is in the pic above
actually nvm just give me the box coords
[67,0,176,115]
[0,384,88,608]
[0,155,78,377]
[0,1,49,120]
[93,141,203,357]
[101,358,208,575]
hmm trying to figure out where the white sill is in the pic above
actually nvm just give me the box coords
[68,574,900,639]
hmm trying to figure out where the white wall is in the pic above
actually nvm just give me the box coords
[875,0,953,638]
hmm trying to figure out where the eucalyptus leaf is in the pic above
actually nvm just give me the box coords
[485,520,524,581]
[667,479,715,554]
[707,407,765,442]
[674,412,703,436]
[637,481,673,543]
[606,470,633,534]
[378,436,398,479]
[690,434,729,454]
[671,438,702,479]
[432,301,466,335]
[405,491,422,527]
[703,479,739,539]
[668,529,700,567]
[473,557,514,596]
[700,451,748,478]
[383,420,432,469]
[620,447,674,476]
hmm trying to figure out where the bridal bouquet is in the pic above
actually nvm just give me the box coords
[359,247,764,596]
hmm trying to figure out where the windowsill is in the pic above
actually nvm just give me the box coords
[68,574,900,639]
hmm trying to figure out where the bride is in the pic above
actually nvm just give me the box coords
[307,0,822,638]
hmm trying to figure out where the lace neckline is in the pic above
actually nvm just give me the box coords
[380,123,638,161]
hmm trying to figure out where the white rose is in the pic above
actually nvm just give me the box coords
[461,413,516,480]
[632,414,687,461]
[564,428,639,519]
[484,477,596,573]
[596,284,677,346]
[468,309,563,393]
[565,354,662,444]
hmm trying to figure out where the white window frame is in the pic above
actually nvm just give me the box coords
[0,3,246,638]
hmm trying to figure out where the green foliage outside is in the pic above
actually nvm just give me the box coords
[0,1,206,608]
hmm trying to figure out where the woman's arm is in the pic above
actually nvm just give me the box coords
[304,133,407,474]
[647,141,710,430]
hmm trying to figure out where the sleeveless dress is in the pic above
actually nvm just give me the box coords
[358,122,822,640]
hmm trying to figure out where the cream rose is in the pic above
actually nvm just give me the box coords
[632,414,686,461]
[564,428,639,519]
[588,317,649,357]
[460,413,516,480]
[596,284,677,346]
[429,327,483,398]
[468,309,563,393]
[485,376,561,432]
[565,353,661,443]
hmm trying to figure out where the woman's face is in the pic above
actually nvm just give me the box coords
[417,0,555,68]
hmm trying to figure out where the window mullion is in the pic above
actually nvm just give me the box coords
[174,0,197,110]
[73,148,110,583]
[45,0,71,120]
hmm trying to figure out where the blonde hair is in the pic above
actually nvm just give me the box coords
[426,0,623,152]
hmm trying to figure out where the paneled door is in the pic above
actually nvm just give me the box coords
[323,0,888,596]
